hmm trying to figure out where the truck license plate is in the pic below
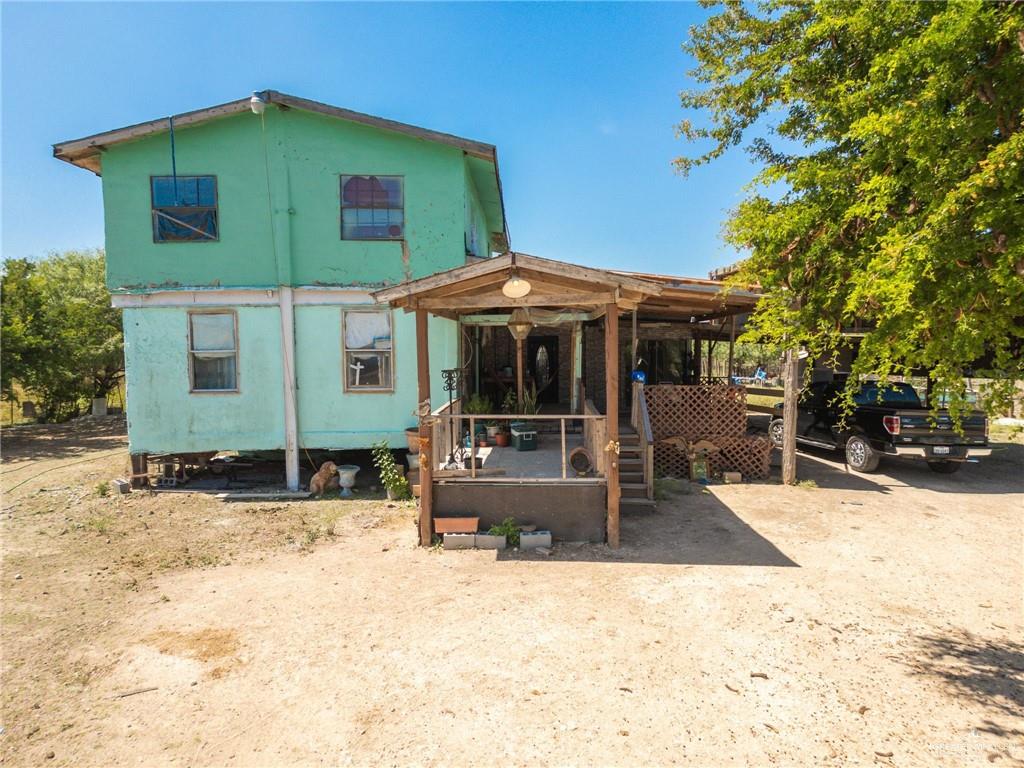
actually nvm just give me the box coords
[933,446,950,455]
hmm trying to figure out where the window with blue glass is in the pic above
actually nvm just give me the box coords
[151,175,218,242]
[340,175,403,240]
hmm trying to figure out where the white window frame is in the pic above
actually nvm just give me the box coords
[342,309,394,393]
[188,310,239,393]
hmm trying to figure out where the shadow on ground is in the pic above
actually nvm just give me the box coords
[500,487,798,567]
[0,416,128,466]
[911,629,1024,720]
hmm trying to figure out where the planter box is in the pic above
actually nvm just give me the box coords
[405,428,421,454]
[433,516,479,534]
[442,533,475,550]
[520,530,553,550]
[474,533,507,550]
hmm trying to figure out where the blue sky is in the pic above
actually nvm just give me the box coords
[1,2,759,277]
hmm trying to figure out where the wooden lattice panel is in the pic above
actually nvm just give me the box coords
[644,384,748,441]
[644,384,771,480]
[653,435,772,480]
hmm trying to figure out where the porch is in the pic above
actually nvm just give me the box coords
[373,252,759,547]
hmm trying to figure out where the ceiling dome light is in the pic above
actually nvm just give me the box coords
[501,274,532,299]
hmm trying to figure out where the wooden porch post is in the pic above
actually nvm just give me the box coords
[728,315,736,380]
[516,337,525,405]
[604,304,620,548]
[781,348,799,485]
[416,309,434,546]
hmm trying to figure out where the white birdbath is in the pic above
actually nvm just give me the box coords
[336,464,360,498]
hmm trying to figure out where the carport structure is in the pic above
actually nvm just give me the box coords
[373,252,759,547]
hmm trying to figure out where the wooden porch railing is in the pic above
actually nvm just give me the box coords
[445,412,607,481]
[582,399,608,476]
[430,397,462,472]
[630,382,655,500]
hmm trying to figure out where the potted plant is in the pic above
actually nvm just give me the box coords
[494,430,510,448]
[372,441,411,501]
[485,420,501,439]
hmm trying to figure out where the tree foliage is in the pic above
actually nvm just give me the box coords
[1,250,123,421]
[677,0,1024,419]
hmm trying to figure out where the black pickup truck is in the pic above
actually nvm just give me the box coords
[768,381,990,473]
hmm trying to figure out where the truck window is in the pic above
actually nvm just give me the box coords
[854,382,921,407]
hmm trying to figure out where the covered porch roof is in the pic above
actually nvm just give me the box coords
[372,252,760,321]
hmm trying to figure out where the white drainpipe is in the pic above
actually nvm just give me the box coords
[279,286,299,490]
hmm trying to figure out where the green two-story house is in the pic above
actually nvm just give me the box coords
[54,90,508,489]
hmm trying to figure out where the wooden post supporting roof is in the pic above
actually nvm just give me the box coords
[416,309,434,545]
[605,304,620,548]
[516,337,525,405]
[728,315,736,380]
[781,348,799,485]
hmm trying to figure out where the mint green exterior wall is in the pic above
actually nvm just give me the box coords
[294,306,457,449]
[123,304,456,453]
[100,107,497,291]
[123,306,286,453]
[102,103,497,455]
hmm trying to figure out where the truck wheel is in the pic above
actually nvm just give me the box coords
[845,435,880,472]
[927,461,961,474]
[768,418,785,448]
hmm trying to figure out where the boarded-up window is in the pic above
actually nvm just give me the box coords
[341,175,403,240]
[189,312,237,391]
[152,176,218,242]
[343,310,393,390]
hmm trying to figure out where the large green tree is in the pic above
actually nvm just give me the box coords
[677,0,1024,419]
[1,249,122,421]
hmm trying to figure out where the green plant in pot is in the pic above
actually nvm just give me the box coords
[372,440,411,501]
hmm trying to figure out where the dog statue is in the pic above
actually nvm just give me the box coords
[309,461,338,497]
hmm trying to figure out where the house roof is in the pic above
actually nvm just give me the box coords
[372,252,759,321]
[52,89,509,246]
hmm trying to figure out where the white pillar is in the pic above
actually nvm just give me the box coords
[279,286,299,490]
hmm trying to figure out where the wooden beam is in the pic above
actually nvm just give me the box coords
[416,309,433,546]
[631,309,638,368]
[604,304,620,548]
[516,337,525,404]
[728,315,736,380]
[416,291,617,310]
[781,348,799,485]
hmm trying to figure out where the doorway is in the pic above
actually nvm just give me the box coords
[527,336,560,404]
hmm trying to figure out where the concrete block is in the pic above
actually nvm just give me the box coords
[520,531,552,550]
[442,533,475,550]
[474,533,506,550]
[112,478,132,494]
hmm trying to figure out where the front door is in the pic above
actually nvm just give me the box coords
[527,336,560,404]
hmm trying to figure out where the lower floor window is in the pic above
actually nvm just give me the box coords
[343,310,393,390]
[189,312,238,391]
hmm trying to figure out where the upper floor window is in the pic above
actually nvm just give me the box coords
[152,175,218,242]
[189,311,237,392]
[341,175,403,240]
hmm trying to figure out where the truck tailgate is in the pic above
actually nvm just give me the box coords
[894,411,988,445]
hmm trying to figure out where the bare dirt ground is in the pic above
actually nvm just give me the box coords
[2,418,1022,767]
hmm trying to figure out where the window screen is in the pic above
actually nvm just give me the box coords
[152,175,218,242]
[341,175,403,240]
[189,312,237,391]
[343,311,393,390]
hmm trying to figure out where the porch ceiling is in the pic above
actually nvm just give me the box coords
[372,252,761,322]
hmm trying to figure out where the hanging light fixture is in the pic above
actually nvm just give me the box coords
[507,307,533,340]
[501,253,532,298]
[502,272,532,298]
